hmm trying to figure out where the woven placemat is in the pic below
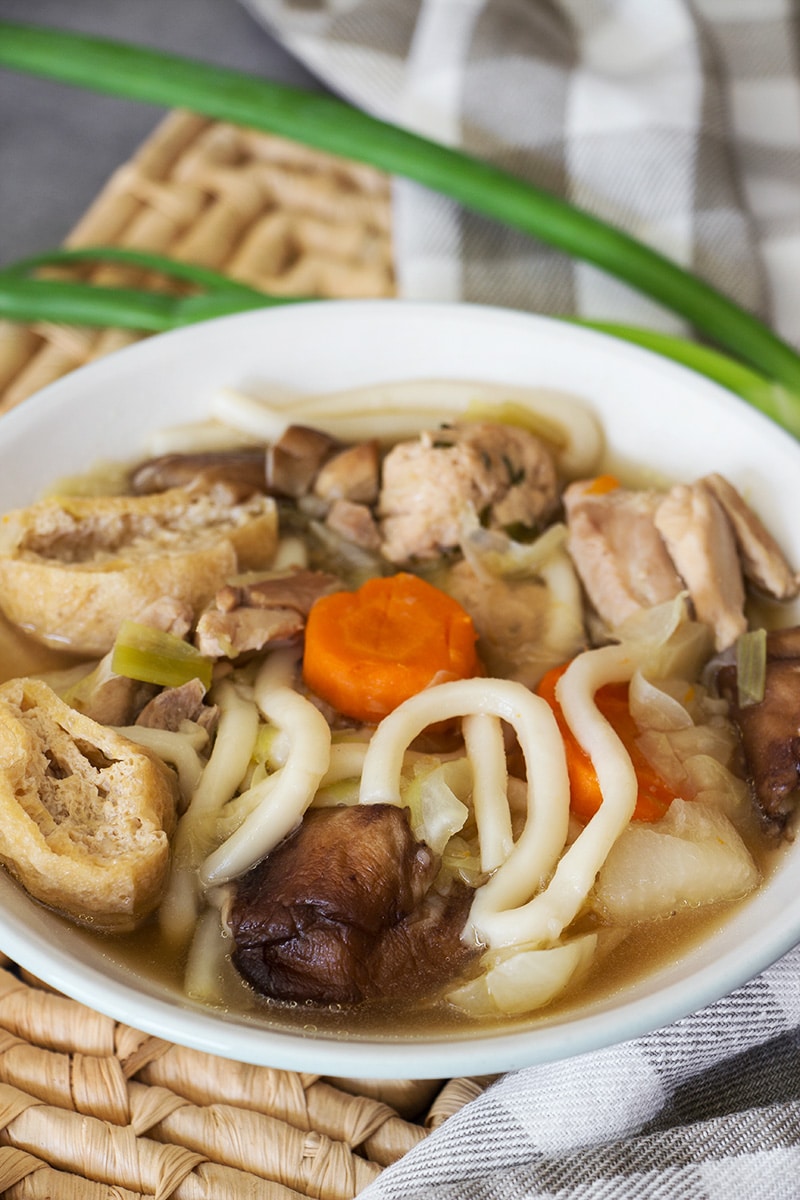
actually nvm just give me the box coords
[0,112,489,1196]
[0,108,395,413]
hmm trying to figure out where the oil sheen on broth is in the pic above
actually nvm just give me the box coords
[0,384,795,1036]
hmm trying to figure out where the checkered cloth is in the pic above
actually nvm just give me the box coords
[242,0,800,350]
[241,2,800,1195]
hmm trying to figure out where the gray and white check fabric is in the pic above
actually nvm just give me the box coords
[241,1,800,1195]
[242,0,800,349]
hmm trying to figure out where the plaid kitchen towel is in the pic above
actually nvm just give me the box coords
[238,2,800,1196]
[241,0,800,350]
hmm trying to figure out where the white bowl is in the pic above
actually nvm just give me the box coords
[1,300,799,1079]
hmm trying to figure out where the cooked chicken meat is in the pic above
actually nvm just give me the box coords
[265,425,341,498]
[563,481,684,628]
[655,481,747,652]
[701,473,799,601]
[443,559,585,688]
[227,804,476,1006]
[378,423,559,563]
[313,440,381,505]
[718,626,800,832]
[324,499,382,552]
[136,677,217,734]
[195,569,340,659]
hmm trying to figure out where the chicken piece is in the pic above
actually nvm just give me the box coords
[701,473,799,601]
[215,569,340,616]
[443,559,585,688]
[136,677,216,733]
[717,628,800,832]
[228,804,476,1006]
[324,500,382,552]
[197,569,340,659]
[563,481,684,628]
[265,425,340,498]
[195,607,303,659]
[655,482,747,652]
[378,423,559,563]
[313,440,381,505]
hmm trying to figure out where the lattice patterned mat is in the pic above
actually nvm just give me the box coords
[0,111,492,1199]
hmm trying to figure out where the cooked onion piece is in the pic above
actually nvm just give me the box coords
[448,934,598,1017]
[593,799,759,924]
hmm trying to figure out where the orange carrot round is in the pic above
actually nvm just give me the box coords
[537,662,675,823]
[303,572,479,723]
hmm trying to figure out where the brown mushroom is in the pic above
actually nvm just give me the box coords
[227,804,476,1006]
[130,448,268,495]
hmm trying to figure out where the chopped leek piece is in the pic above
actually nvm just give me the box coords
[111,620,213,690]
[736,628,767,708]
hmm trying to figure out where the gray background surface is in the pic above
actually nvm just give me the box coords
[0,1,324,266]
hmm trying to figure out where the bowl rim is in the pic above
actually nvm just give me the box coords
[1,297,799,1079]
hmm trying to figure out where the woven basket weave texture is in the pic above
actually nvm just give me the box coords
[0,109,395,414]
[0,111,491,1198]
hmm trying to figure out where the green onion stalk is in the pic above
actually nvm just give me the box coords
[1,21,800,432]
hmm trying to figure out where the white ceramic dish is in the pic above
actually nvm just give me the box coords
[1,300,799,1079]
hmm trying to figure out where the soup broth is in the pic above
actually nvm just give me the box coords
[0,380,795,1035]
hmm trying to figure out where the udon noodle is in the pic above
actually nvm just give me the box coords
[0,378,795,1024]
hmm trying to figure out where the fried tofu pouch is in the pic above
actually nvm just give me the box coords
[0,484,278,656]
[0,678,179,932]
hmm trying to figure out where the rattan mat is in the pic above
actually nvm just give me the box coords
[0,111,491,1197]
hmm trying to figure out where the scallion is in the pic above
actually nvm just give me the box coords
[0,274,280,331]
[736,628,768,708]
[111,620,214,690]
[1,21,800,393]
[573,321,800,440]
[1,246,270,299]
[1,260,797,438]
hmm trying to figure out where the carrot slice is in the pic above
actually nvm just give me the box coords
[303,572,480,723]
[537,662,674,823]
[582,473,620,496]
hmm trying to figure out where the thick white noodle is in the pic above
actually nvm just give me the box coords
[143,419,263,456]
[322,741,369,785]
[209,379,602,476]
[112,724,206,804]
[199,668,331,887]
[462,713,512,873]
[184,904,230,1004]
[538,549,586,661]
[158,679,260,945]
[180,679,260,825]
[470,644,640,949]
[210,388,295,441]
[359,678,571,907]
[256,644,302,695]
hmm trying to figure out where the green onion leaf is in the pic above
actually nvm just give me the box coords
[111,620,213,690]
[1,21,800,393]
[575,321,800,440]
[0,275,280,331]
[2,246,271,299]
[736,628,768,708]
